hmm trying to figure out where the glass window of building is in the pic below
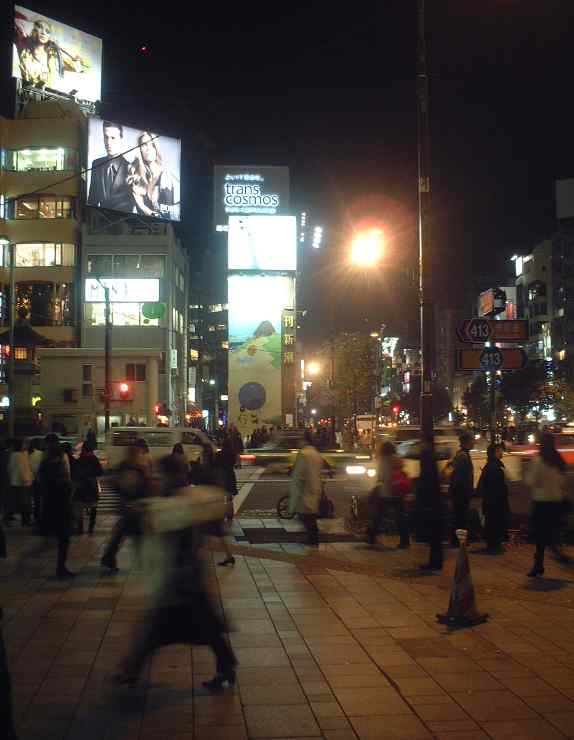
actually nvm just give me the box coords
[6,148,77,172]
[84,303,159,327]
[190,349,199,361]
[126,363,146,382]
[113,254,141,274]
[15,196,74,220]
[15,282,74,326]
[15,347,28,360]
[140,255,165,276]
[87,255,113,274]
[15,243,75,267]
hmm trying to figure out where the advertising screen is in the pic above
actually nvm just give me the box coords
[85,278,160,303]
[228,215,297,271]
[228,274,294,434]
[214,166,289,227]
[13,6,102,102]
[87,118,181,221]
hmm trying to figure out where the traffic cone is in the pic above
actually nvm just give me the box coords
[437,529,489,629]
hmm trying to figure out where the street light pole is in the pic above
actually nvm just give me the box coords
[417,0,434,441]
[104,285,111,434]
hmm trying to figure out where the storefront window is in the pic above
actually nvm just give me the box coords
[15,243,75,267]
[15,282,74,326]
[4,147,77,172]
[14,196,74,220]
[84,303,159,327]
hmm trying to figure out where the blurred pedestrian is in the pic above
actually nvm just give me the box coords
[28,437,75,578]
[477,443,509,554]
[0,439,15,526]
[7,438,33,526]
[447,432,474,547]
[86,427,97,451]
[170,443,190,482]
[101,441,152,572]
[416,438,444,571]
[229,425,243,464]
[289,430,323,547]
[75,443,103,534]
[367,442,411,548]
[525,432,571,577]
[113,454,237,691]
[29,438,44,526]
[190,442,235,566]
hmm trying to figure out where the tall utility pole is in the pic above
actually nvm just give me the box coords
[104,285,111,434]
[417,0,434,441]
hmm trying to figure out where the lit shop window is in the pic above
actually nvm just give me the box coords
[4,147,77,172]
[14,347,28,360]
[84,303,159,327]
[15,243,75,267]
[15,196,74,220]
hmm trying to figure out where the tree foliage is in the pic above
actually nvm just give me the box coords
[315,332,377,419]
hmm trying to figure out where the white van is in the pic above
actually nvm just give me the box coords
[105,427,216,470]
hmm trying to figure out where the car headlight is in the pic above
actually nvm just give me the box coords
[346,465,366,475]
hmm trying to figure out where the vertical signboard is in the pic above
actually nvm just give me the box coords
[228,274,294,436]
[282,308,296,426]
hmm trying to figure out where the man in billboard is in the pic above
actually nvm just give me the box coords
[88,121,134,213]
[127,132,176,219]
[15,14,85,90]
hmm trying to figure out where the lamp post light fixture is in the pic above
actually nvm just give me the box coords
[349,228,384,268]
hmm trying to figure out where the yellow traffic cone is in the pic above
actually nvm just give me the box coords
[437,529,489,628]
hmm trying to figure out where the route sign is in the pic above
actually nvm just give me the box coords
[457,318,529,343]
[455,347,528,371]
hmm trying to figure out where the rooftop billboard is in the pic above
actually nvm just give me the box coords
[228,215,297,271]
[13,6,102,102]
[214,165,289,227]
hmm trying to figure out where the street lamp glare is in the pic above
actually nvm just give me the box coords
[350,228,384,267]
[307,361,321,376]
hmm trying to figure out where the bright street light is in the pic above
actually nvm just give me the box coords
[350,228,384,267]
[311,408,317,415]
[307,361,321,376]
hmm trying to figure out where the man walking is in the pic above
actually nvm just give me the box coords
[448,432,474,547]
[289,431,323,547]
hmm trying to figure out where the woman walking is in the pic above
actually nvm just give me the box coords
[526,432,570,577]
[75,443,103,534]
[114,455,237,691]
[477,443,509,554]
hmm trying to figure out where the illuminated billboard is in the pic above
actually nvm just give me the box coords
[13,6,102,102]
[214,166,289,227]
[87,118,181,220]
[228,215,297,271]
[85,278,160,303]
[228,274,294,434]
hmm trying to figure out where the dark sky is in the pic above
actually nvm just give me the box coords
[2,0,574,346]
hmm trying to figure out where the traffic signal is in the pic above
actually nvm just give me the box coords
[392,404,400,416]
[119,382,131,401]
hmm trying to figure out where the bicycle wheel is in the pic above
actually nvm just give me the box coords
[277,494,294,520]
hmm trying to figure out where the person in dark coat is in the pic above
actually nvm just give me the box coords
[448,432,474,547]
[101,441,152,572]
[34,438,75,578]
[477,443,509,553]
[113,455,237,692]
[417,439,444,571]
[216,435,239,499]
[75,443,103,534]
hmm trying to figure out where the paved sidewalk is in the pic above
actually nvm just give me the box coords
[2,523,574,740]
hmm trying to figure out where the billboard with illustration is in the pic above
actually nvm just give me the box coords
[13,6,102,102]
[228,274,294,435]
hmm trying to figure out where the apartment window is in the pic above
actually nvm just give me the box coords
[4,147,77,172]
[126,363,146,382]
[16,282,74,326]
[14,196,74,220]
[81,365,94,397]
[14,347,28,360]
[15,243,75,267]
[190,349,199,361]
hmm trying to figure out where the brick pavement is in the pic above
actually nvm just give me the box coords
[2,520,574,740]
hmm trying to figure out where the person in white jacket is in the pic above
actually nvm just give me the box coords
[525,432,571,577]
[7,439,34,526]
[289,431,323,546]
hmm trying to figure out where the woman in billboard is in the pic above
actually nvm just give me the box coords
[127,132,176,219]
[15,13,86,90]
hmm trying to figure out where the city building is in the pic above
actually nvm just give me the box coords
[514,242,553,360]
[0,99,85,426]
[80,211,188,428]
[37,347,162,434]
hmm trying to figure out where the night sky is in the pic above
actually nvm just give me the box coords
[2,0,574,346]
